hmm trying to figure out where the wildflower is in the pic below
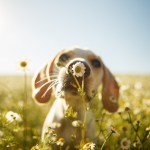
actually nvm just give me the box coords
[51,122,61,129]
[83,142,96,150]
[133,108,140,115]
[125,107,131,112]
[110,126,120,136]
[146,126,150,131]
[120,138,131,150]
[72,62,86,77]
[122,126,128,133]
[133,140,141,148]
[145,126,150,139]
[5,111,22,122]
[45,126,55,135]
[44,127,58,145]
[120,84,130,92]
[56,138,65,146]
[49,134,57,144]
[134,82,142,90]
[72,120,82,128]
[147,132,150,139]
[65,106,77,119]
[31,144,40,150]
[89,143,96,150]
[18,59,29,71]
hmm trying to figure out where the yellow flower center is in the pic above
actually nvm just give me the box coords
[20,61,27,68]
[58,138,64,142]
[123,141,128,146]
[75,66,81,73]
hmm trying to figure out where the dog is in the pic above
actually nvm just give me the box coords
[32,47,119,149]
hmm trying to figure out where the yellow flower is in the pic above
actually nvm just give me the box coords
[31,144,40,150]
[56,138,65,146]
[72,120,82,128]
[120,138,131,150]
[72,62,86,77]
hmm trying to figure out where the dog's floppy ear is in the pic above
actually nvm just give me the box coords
[101,65,119,112]
[32,59,55,103]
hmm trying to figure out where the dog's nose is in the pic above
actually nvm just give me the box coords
[68,61,90,78]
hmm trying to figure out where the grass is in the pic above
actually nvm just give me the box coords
[0,75,150,150]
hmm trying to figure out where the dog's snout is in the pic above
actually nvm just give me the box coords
[68,60,90,78]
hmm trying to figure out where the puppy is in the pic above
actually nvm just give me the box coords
[32,47,119,149]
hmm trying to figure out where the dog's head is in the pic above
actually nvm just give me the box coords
[32,48,119,112]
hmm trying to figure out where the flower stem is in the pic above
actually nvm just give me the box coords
[81,102,88,146]
[100,132,113,150]
[23,70,28,149]
[128,112,143,147]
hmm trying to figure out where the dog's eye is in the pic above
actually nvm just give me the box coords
[91,59,101,68]
[59,54,70,62]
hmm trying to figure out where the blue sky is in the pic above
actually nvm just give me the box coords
[0,0,150,74]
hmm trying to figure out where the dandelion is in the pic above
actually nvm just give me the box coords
[83,142,96,150]
[5,111,22,122]
[120,138,131,150]
[72,62,86,77]
[72,120,82,128]
[56,138,65,146]
[18,59,29,71]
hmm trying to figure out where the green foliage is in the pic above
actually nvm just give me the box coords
[0,75,150,149]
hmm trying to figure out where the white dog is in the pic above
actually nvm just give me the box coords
[32,47,119,149]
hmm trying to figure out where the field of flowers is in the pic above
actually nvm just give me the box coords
[0,74,150,150]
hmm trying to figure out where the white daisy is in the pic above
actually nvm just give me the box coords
[83,142,96,150]
[50,122,61,129]
[120,138,131,150]
[72,120,82,128]
[72,62,86,77]
[18,58,29,71]
[89,143,96,150]
[5,111,22,123]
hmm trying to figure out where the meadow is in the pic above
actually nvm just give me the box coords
[0,74,150,150]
